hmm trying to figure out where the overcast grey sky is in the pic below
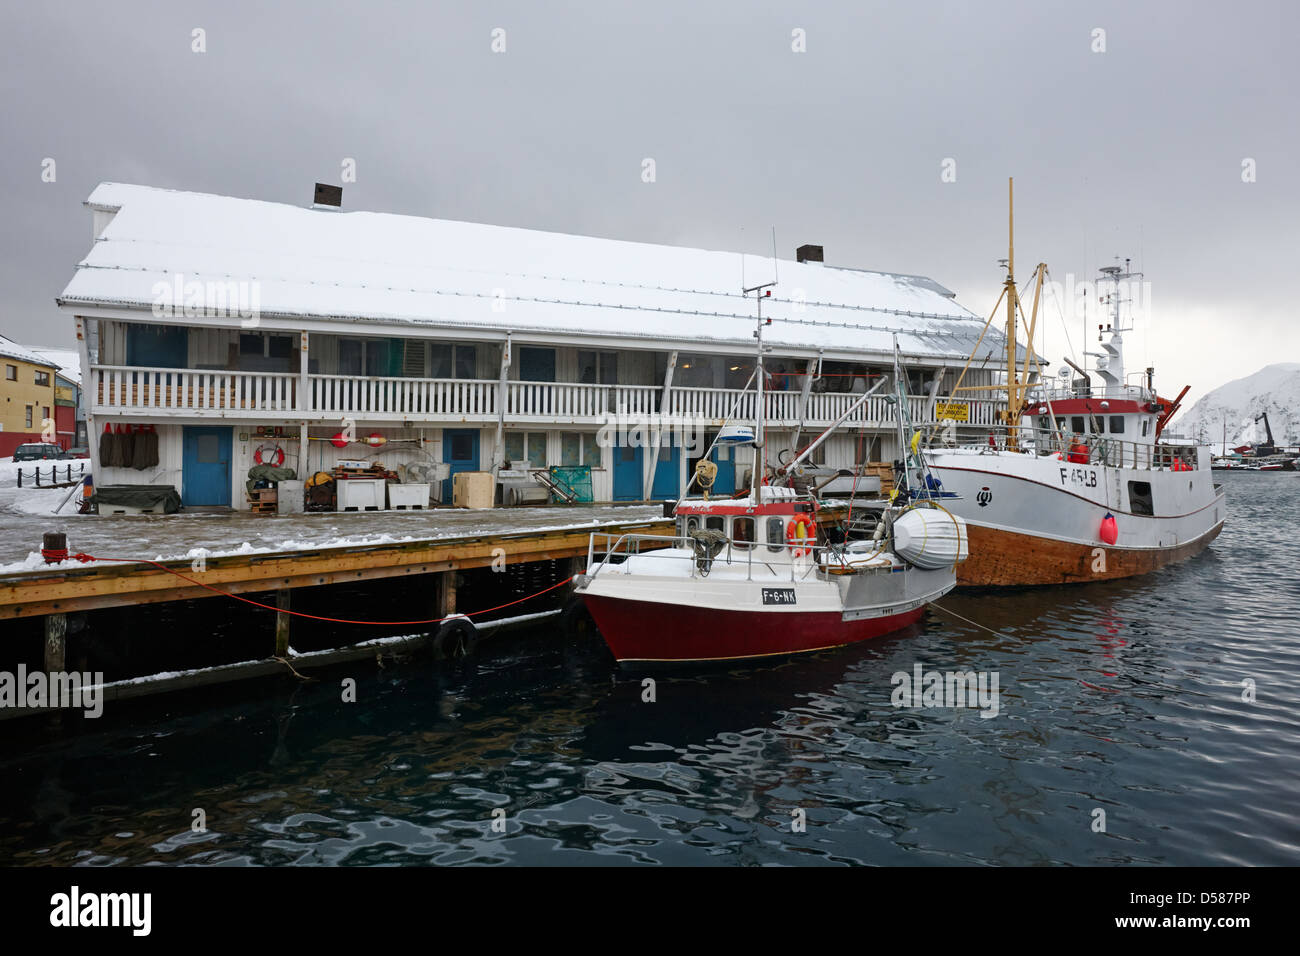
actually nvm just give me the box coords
[1,0,1294,401]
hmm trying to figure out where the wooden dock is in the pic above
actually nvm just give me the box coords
[0,504,854,718]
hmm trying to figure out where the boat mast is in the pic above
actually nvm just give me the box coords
[744,279,775,504]
[1004,177,1019,449]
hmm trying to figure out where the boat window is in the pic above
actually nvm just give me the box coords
[1142,419,1149,437]
[732,516,755,549]
[1055,416,1066,432]
[1128,481,1154,516]
[1109,416,1125,434]
[1071,416,1086,433]
[685,516,700,535]
[705,516,725,532]
[766,517,785,552]
[1094,418,1106,433]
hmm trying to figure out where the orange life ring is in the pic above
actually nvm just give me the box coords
[254,443,285,467]
[787,512,816,557]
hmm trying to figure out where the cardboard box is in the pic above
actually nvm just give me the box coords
[452,471,495,509]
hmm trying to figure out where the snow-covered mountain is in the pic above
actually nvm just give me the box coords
[1172,363,1300,449]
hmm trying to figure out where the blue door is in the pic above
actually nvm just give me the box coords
[651,442,679,499]
[182,426,232,506]
[710,442,735,495]
[442,429,480,504]
[613,443,643,501]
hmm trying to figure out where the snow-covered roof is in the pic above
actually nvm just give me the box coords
[60,182,1014,362]
[0,336,57,368]
[28,347,82,385]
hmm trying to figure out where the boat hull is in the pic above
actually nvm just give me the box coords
[927,448,1226,587]
[581,594,924,664]
[957,519,1224,586]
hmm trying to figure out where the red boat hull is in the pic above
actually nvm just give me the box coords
[581,594,924,664]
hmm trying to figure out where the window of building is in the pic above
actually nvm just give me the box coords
[577,351,617,385]
[34,370,50,387]
[723,359,753,390]
[25,406,33,428]
[518,347,556,382]
[560,432,602,467]
[505,432,547,469]
[677,354,716,387]
[238,332,293,372]
[4,365,15,380]
[42,406,50,421]
[338,338,364,375]
[431,343,477,379]
[1109,416,1126,434]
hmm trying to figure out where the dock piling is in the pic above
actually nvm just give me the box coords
[44,613,67,672]
[275,590,291,657]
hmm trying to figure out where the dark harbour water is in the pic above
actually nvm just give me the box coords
[0,471,1297,866]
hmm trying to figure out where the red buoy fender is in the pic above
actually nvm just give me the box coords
[1099,513,1118,545]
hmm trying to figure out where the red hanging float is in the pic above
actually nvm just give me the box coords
[1099,512,1118,545]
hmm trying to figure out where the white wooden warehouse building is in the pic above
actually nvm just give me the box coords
[57,183,1014,508]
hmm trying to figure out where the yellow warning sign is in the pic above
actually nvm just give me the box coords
[936,401,969,422]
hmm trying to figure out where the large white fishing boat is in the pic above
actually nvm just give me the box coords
[574,281,968,665]
[924,181,1225,586]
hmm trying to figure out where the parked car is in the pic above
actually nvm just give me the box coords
[67,446,90,459]
[12,443,70,462]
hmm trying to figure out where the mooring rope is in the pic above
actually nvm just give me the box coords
[929,602,1021,641]
[52,551,574,626]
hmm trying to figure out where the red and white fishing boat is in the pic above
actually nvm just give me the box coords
[924,181,1226,586]
[575,281,968,665]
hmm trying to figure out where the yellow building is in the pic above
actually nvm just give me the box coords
[0,336,58,455]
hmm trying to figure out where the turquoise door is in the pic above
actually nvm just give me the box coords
[651,443,679,499]
[710,441,735,495]
[613,444,643,501]
[182,426,232,506]
[442,429,480,504]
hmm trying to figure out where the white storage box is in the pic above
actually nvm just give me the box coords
[336,478,385,511]
[276,480,305,514]
[387,482,430,510]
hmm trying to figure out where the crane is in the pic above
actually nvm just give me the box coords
[1254,412,1277,456]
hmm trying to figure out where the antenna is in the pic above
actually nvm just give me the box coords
[771,226,779,285]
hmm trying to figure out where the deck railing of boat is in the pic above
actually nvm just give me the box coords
[585,530,873,583]
[923,423,1203,471]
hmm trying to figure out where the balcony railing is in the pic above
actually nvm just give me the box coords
[90,366,1003,427]
[93,366,298,414]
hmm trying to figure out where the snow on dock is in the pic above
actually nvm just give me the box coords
[0,498,665,574]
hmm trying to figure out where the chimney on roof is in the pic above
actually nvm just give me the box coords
[312,183,342,210]
[796,244,824,265]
